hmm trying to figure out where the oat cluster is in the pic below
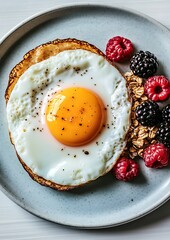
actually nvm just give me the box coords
[123,71,158,158]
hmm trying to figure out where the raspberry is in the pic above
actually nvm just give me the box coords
[113,158,139,181]
[144,76,170,102]
[143,143,169,168]
[106,36,134,62]
[130,51,158,78]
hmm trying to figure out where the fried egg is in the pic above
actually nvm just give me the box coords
[6,49,131,187]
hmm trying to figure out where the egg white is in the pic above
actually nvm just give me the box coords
[7,49,131,186]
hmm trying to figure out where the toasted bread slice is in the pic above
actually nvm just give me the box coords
[5,38,127,191]
[5,38,114,191]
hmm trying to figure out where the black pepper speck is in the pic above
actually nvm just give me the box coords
[84,151,89,155]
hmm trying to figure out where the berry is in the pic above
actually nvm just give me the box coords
[144,76,170,102]
[162,104,170,123]
[143,143,169,168]
[130,51,158,78]
[135,100,161,126]
[106,36,134,62]
[114,158,139,181]
[156,122,170,148]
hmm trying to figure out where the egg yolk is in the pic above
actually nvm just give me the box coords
[45,87,106,146]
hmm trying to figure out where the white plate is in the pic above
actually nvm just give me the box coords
[0,4,170,228]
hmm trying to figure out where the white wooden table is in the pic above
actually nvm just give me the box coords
[0,0,170,239]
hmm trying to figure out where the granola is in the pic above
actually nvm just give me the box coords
[123,71,158,158]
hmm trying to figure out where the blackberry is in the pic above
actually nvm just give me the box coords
[130,51,158,78]
[135,100,161,126]
[162,104,170,123]
[156,122,170,148]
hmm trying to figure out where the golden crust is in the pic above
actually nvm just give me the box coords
[5,38,130,191]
